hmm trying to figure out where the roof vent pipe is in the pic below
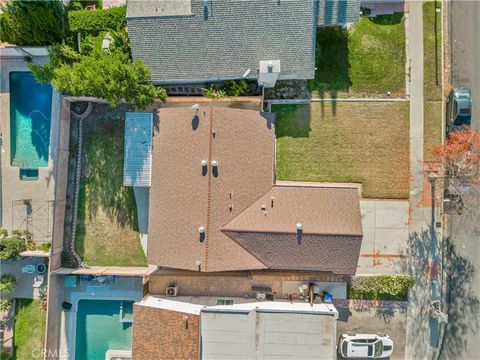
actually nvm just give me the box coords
[212,160,218,167]
[201,160,207,167]
[198,226,205,234]
[297,223,303,231]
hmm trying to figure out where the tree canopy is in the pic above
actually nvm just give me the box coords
[0,0,64,45]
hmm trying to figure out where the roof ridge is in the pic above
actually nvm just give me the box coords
[222,229,364,237]
[204,106,213,271]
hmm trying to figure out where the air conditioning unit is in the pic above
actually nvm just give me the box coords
[166,285,178,297]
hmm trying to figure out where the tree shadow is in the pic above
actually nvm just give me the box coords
[273,104,311,139]
[308,27,351,96]
[368,13,404,26]
[439,238,480,359]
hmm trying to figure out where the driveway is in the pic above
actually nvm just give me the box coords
[356,200,409,275]
[336,302,407,360]
[1,257,48,299]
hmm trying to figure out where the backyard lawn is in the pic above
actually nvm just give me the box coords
[310,13,406,97]
[75,118,146,266]
[274,102,410,199]
[14,299,46,360]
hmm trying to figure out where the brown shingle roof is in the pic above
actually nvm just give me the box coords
[222,186,363,236]
[149,107,275,271]
[148,106,363,274]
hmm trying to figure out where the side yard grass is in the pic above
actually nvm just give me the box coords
[423,1,443,163]
[310,13,406,97]
[274,102,410,199]
[75,115,146,266]
[13,299,46,360]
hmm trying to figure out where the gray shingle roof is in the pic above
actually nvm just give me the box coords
[123,112,153,187]
[317,0,360,26]
[127,0,317,83]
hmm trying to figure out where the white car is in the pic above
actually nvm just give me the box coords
[338,333,393,358]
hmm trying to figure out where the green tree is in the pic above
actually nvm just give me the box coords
[29,48,165,109]
[0,274,16,294]
[0,0,64,45]
[0,298,12,313]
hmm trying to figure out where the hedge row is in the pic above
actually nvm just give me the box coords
[348,275,415,301]
[68,5,126,35]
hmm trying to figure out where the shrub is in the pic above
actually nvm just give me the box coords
[348,275,415,301]
[202,86,226,99]
[0,0,63,46]
[68,6,126,36]
[0,298,12,313]
[0,229,8,238]
[37,243,52,252]
[0,237,26,261]
[0,274,16,294]
[224,79,250,96]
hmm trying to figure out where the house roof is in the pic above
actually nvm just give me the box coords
[123,112,153,187]
[317,0,361,26]
[126,0,317,83]
[147,105,363,274]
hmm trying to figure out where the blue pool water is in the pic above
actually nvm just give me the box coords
[75,300,134,360]
[10,71,52,167]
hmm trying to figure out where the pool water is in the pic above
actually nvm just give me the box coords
[75,300,134,360]
[10,71,52,168]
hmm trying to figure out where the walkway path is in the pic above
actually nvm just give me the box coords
[405,2,444,359]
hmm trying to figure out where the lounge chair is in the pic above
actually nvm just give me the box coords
[32,275,45,288]
[21,264,35,274]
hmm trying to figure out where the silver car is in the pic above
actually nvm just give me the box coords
[447,87,472,133]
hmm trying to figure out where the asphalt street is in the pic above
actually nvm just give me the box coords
[442,1,480,359]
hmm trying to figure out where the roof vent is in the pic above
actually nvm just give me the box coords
[201,160,207,167]
[198,226,205,234]
[211,160,218,167]
[296,223,303,231]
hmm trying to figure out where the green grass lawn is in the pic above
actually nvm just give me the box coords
[424,1,443,101]
[424,101,443,162]
[75,121,146,266]
[310,13,406,97]
[274,102,410,199]
[14,299,46,360]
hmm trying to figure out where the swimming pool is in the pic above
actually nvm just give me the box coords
[10,71,52,168]
[75,299,134,360]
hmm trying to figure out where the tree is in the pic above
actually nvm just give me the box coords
[434,128,480,216]
[0,0,63,45]
[0,298,12,313]
[29,48,166,109]
[0,274,16,294]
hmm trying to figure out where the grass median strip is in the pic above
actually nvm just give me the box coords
[274,102,410,199]
[423,1,443,101]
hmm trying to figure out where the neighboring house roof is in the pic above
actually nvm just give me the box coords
[123,112,153,187]
[147,105,363,274]
[127,0,317,83]
[318,0,361,26]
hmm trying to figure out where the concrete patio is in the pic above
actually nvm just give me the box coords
[0,257,48,299]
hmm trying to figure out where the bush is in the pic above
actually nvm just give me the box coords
[37,243,52,252]
[0,0,63,46]
[0,238,26,261]
[202,85,226,99]
[348,275,415,301]
[0,229,7,238]
[0,298,12,313]
[224,79,250,96]
[0,274,16,294]
[68,5,126,36]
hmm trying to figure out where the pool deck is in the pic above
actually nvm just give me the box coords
[0,48,62,244]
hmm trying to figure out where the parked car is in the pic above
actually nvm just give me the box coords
[338,333,393,359]
[446,87,472,133]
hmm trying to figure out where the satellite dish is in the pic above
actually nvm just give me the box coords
[242,69,251,78]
